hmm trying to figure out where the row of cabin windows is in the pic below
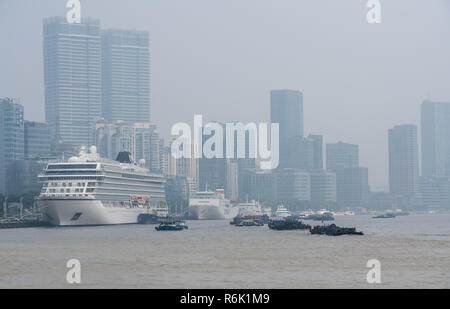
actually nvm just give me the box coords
[45,182,96,188]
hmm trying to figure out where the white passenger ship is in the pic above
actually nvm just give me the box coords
[37,146,166,226]
[188,189,239,220]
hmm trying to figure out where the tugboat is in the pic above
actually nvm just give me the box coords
[235,219,264,227]
[268,217,311,230]
[310,224,363,236]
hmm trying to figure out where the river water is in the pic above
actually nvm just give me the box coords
[0,213,449,288]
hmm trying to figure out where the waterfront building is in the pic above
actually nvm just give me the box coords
[93,119,162,172]
[286,135,314,170]
[249,170,277,202]
[24,121,51,158]
[310,169,337,202]
[419,177,450,210]
[326,142,359,170]
[335,167,369,207]
[275,168,311,202]
[0,98,24,194]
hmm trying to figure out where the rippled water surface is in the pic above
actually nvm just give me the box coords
[1,213,449,288]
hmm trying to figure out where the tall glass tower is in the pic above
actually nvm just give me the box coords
[43,17,102,146]
[101,29,151,123]
[270,90,303,168]
[388,124,419,202]
[0,98,24,194]
[421,100,450,177]
[326,142,359,170]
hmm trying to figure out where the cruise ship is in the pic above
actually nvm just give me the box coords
[188,189,239,220]
[37,146,166,226]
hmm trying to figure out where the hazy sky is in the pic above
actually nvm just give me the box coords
[1,0,450,190]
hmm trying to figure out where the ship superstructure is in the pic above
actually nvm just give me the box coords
[188,189,238,220]
[37,146,166,226]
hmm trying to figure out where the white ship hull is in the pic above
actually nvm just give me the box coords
[189,205,225,220]
[189,205,239,220]
[37,199,144,226]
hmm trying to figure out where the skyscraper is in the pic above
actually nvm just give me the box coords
[421,100,450,177]
[308,134,323,169]
[286,136,314,170]
[43,17,102,146]
[270,90,303,168]
[419,177,450,210]
[0,98,24,194]
[310,170,337,202]
[326,142,359,170]
[335,167,369,207]
[249,170,277,202]
[93,120,162,172]
[388,125,419,204]
[326,141,368,207]
[24,121,51,158]
[102,29,151,123]
[275,169,311,201]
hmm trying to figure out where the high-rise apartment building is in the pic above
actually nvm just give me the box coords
[310,170,337,202]
[335,167,369,207]
[102,29,151,123]
[24,121,51,158]
[0,98,24,194]
[421,100,450,177]
[43,17,102,146]
[326,142,359,170]
[93,120,162,172]
[286,136,314,170]
[276,168,311,201]
[309,134,323,170]
[388,125,419,204]
[270,90,303,168]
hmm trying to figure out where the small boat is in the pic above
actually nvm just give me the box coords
[230,214,269,225]
[312,213,334,221]
[175,220,189,229]
[235,219,264,227]
[301,209,335,221]
[372,213,395,219]
[274,205,291,218]
[155,220,187,231]
[310,224,363,236]
[268,217,311,230]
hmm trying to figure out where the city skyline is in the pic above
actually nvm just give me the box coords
[1,1,450,189]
